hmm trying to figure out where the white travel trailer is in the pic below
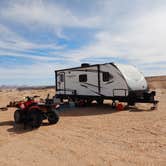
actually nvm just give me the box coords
[55,63,158,106]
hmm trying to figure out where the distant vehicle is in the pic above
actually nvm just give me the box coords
[14,95,60,128]
[55,63,158,108]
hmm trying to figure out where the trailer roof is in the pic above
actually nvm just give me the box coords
[116,63,148,91]
[55,62,115,72]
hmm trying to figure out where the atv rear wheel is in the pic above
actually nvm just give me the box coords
[29,109,42,128]
[14,110,22,123]
[48,110,59,124]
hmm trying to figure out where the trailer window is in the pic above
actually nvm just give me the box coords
[79,74,87,82]
[103,72,112,82]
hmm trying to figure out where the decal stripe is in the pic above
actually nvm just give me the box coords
[84,82,98,88]
[80,84,104,96]
[80,84,88,88]
[105,80,114,84]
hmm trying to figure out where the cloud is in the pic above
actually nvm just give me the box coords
[0,0,100,34]
[0,0,166,85]
[0,24,64,52]
[60,7,166,67]
[0,23,66,64]
[0,61,70,85]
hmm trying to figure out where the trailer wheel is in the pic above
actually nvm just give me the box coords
[127,101,135,106]
[29,109,42,128]
[111,101,116,109]
[48,110,59,124]
[97,99,104,105]
[86,99,93,106]
[14,110,22,123]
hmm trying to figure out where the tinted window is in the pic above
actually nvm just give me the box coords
[103,72,113,82]
[79,74,87,82]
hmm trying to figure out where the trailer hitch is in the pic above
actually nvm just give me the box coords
[151,100,159,110]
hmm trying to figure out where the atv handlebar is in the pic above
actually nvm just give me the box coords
[25,95,40,100]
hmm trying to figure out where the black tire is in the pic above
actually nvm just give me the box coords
[29,109,42,128]
[127,101,135,106]
[86,99,93,106]
[14,110,22,123]
[48,110,59,124]
[97,99,104,105]
[111,101,116,108]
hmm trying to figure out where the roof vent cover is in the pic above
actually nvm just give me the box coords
[81,63,90,67]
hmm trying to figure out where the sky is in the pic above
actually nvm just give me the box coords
[0,0,166,86]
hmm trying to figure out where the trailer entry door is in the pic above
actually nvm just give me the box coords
[57,72,65,94]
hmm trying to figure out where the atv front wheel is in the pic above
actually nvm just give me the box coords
[48,110,59,124]
[14,110,22,123]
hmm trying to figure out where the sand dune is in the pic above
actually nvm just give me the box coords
[0,76,166,166]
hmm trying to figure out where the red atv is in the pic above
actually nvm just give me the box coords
[14,95,60,128]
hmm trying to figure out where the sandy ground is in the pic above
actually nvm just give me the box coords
[0,79,166,166]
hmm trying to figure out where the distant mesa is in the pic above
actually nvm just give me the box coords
[0,75,165,90]
[0,85,55,91]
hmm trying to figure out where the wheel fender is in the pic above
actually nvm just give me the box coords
[29,106,40,111]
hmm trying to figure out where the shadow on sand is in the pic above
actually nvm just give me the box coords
[59,103,154,117]
[6,122,53,134]
[7,123,36,134]
[6,120,57,134]
[1,104,154,134]
[0,120,14,126]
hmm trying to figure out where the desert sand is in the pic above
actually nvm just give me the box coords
[0,76,166,166]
